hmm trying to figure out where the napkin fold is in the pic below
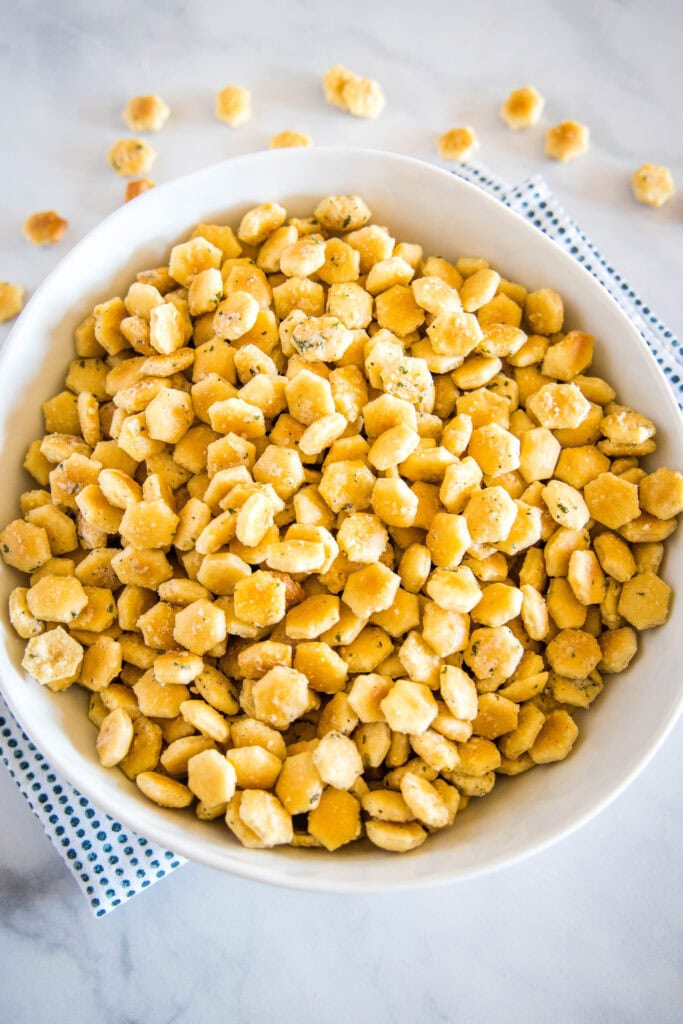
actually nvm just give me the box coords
[1,167,681,917]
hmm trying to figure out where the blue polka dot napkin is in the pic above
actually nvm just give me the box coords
[0,712,185,915]
[0,168,680,917]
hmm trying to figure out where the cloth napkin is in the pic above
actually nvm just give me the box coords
[1,167,681,918]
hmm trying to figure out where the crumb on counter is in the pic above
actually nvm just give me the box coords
[122,95,171,132]
[500,85,545,128]
[108,138,157,177]
[545,121,589,162]
[631,164,675,207]
[22,210,69,245]
[322,65,385,119]
[125,179,156,202]
[270,130,312,149]
[437,127,479,163]
[215,85,251,127]
[0,282,25,322]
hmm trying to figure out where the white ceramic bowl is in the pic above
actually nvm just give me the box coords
[1,148,682,891]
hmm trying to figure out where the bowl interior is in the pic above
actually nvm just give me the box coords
[1,148,681,890]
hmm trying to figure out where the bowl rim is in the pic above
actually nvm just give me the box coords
[1,145,682,892]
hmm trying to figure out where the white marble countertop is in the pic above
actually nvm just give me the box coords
[1,1,682,1021]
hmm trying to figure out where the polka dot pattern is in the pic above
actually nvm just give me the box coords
[0,167,679,917]
[0,700,185,917]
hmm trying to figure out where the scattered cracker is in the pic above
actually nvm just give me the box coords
[122,95,170,132]
[322,65,385,119]
[215,85,251,127]
[437,127,479,163]
[270,130,312,149]
[0,282,25,322]
[545,121,589,162]
[631,164,675,208]
[500,86,545,128]
[22,210,68,246]
[125,179,156,202]
[108,138,157,177]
